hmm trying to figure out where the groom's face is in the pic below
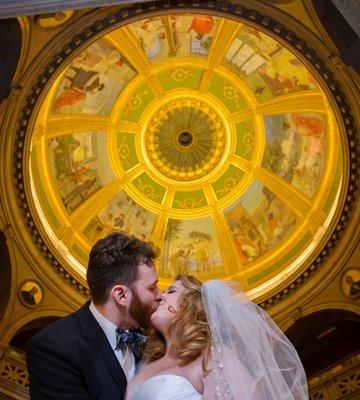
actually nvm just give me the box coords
[128,261,161,328]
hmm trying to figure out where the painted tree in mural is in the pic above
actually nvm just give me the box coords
[163,219,183,278]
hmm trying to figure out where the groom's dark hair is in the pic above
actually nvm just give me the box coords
[86,232,159,304]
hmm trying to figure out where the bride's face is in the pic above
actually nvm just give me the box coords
[150,280,183,331]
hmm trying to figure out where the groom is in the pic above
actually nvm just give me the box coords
[26,232,162,399]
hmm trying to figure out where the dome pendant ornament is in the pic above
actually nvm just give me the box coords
[145,98,226,181]
[177,130,194,148]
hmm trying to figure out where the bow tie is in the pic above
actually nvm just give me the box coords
[115,328,147,360]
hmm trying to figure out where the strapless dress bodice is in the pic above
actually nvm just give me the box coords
[130,374,203,400]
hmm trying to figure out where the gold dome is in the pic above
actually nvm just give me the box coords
[26,10,343,296]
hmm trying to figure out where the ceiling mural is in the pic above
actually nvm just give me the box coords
[262,113,326,198]
[224,180,298,266]
[48,131,115,213]
[28,11,343,294]
[84,191,157,242]
[222,25,318,101]
[53,39,137,115]
[129,15,219,61]
[161,216,224,279]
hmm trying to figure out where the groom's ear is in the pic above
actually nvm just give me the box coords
[112,285,128,306]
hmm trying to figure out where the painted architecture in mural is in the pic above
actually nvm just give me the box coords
[222,24,318,101]
[129,14,218,61]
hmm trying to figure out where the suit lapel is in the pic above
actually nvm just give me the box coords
[77,302,127,393]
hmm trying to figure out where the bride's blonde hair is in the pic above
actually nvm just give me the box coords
[143,275,211,369]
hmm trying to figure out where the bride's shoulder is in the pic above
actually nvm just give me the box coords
[126,358,177,399]
[173,354,209,394]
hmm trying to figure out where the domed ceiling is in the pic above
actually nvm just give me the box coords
[28,11,343,295]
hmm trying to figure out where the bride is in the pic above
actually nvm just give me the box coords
[126,275,308,400]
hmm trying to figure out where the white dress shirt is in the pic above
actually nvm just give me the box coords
[89,301,136,379]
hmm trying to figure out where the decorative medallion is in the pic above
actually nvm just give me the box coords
[340,268,360,299]
[145,98,226,181]
[18,280,43,308]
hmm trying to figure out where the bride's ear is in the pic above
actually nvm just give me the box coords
[112,285,128,306]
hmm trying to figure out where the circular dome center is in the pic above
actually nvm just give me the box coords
[177,130,193,147]
[145,98,226,181]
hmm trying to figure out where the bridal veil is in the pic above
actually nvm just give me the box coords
[201,280,308,400]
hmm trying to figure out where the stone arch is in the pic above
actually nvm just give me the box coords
[3,310,66,345]
[285,308,360,378]
[9,316,61,352]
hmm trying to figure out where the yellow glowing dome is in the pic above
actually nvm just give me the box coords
[28,10,343,297]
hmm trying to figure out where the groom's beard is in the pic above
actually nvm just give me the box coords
[129,290,153,328]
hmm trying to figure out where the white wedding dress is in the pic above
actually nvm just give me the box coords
[130,280,308,400]
[130,374,202,400]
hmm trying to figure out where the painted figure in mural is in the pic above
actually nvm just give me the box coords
[195,236,211,273]
[163,217,224,279]
[226,183,297,264]
[54,74,105,112]
[188,15,213,39]
[125,276,308,400]
[188,15,213,53]
[234,226,260,263]
[54,87,87,112]
[62,174,98,211]
[188,232,212,274]
[258,63,297,95]
[131,18,166,59]
[232,227,252,264]
[20,285,39,306]
[27,232,162,400]
[281,121,299,176]
[263,113,325,198]
[290,115,325,197]
[115,213,126,230]
[227,211,265,263]
[51,136,81,178]
[48,132,110,213]
[169,249,189,277]
[86,192,157,243]
[53,40,136,115]
[65,66,105,91]
[59,44,121,108]
[345,276,360,297]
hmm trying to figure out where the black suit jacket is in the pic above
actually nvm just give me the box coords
[26,302,127,399]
